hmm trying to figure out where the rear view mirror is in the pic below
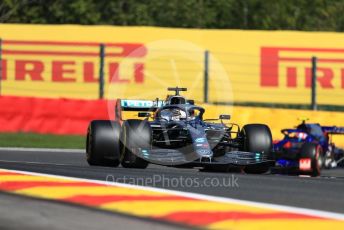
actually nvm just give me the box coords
[219,114,231,120]
[138,112,151,118]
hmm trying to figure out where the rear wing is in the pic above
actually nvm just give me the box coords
[115,99,165,121]
[322,126,344,135]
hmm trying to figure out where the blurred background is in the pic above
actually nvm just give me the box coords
[2,0,344,31]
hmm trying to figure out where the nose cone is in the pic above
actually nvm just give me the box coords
[193,137,213,158]
[188,124,214,159]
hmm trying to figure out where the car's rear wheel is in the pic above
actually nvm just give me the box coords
[120,119,150,169]
[300,143,322,177]
[86,120,121,167]
[241,124,272,174]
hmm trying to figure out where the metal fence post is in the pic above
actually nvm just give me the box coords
[204,50,209,103]
[0,38,2,96]
[99,43,105,99]
[311,56,317,110]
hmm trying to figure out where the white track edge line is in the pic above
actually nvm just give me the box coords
[1,168,344,221]
[0,160,71,166]
[0,147,84,153]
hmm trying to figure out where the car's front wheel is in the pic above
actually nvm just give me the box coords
[241,124,272,174]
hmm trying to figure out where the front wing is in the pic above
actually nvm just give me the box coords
[136,148,273,167]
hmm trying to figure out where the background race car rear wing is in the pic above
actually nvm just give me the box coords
[322,126,344,135]
[115,99,165,121]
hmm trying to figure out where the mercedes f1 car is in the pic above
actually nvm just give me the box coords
[86,87,274,173]
[273,120,344,176]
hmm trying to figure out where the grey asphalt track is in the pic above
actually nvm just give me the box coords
[0,148,344,216]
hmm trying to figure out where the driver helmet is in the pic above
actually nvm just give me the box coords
[180,110,187,119]
[295,132,308,140]
[171,109,186,121]
[188,109,196,120]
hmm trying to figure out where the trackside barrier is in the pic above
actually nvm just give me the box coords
[0,96,113,135]
[0,96,343,147]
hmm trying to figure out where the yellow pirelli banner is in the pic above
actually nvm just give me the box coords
[0,24,344,105]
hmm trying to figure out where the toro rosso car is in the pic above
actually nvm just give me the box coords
[273,120,344,176]
[86,87,274,173]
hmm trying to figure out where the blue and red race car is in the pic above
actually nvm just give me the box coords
[272,120,344,176]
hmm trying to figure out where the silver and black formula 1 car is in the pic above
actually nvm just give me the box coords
[86,87,274,173]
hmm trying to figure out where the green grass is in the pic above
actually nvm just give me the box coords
[0,133,85,149]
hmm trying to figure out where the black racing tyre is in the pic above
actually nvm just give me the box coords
[120,119,150,169]
[300,143,322,177]
[241,124,272,174]
[86,120,121,167]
